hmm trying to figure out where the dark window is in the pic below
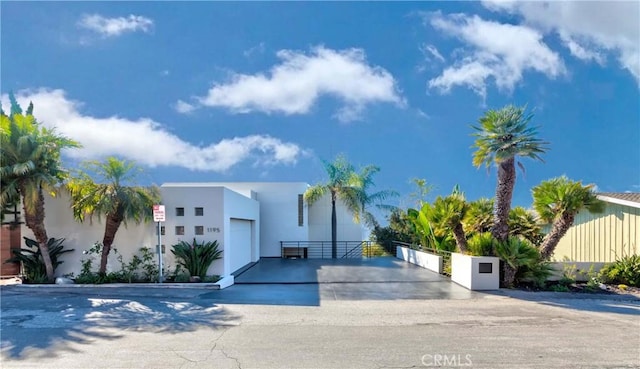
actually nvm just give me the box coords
[195,226,204,235]
[195,207,204,216]
[176,207,185,216]
[175,226,185,235]
[298,194,304,226]
[156,226,165,235]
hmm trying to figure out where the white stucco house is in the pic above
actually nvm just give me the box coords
[20,182,366,285]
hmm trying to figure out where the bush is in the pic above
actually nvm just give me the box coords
[6,237,73,283]
[171,238,222,279]
[75,243,160,284]
[467,232,496,256]
[494,236,551,288]
[599,255,640,287]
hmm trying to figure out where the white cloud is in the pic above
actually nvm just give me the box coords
[78,14,154,37]
[173,100,196,114]
[421,43,445,63]
[482,1,640,84]
[559,33,605,65]
[243,42,266,58]
[2,89,306,172]
[185,46,405,122]
[427,13,565,98]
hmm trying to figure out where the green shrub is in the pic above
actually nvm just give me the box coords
[467,232,496,256]
[75,243,159,284]
[171,238,222,279]
[494,236,550,287]
[599,255,640,287]
[6,237,73,283]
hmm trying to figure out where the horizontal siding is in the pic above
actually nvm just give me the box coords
[552,203,639,262]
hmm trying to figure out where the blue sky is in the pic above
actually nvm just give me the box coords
[2,1,639,216]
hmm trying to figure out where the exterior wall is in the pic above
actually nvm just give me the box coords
[308,193,365,242]
[161,185,259,276]
[165,182,308,257]
[21,191,156,278]
[552,203,639,262]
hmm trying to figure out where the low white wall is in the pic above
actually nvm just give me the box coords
[396,246,443,274]
[547,262,607,282]
[451,253,500,291]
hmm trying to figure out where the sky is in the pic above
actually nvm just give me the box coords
[2,1,639,219]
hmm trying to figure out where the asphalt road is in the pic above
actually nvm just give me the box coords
[1,284,639,369]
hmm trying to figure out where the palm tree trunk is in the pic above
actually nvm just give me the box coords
[331,192,337,259]
[502,263,517,288]
[492,157,515,242]
[540,213,574,260]
[99,212,123,274]
[451,222,469,254]
[20,186,55,282]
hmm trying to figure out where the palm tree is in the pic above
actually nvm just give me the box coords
[471,105,549,243]
[67,157,161,274]
[463,198,494,236]
[532,176,605,260]
[304,155,361,258]
[349,164,398,229]
[421,187,470,253]
[508,206,544,246]
[1,95,79,282]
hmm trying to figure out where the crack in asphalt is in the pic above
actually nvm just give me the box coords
[210,326,242,369]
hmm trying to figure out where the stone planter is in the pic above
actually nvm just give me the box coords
[451,253,499,290]
[396,246,443,274]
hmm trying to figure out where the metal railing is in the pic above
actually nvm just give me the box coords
[280,241,385,259]
[392,241,453,277]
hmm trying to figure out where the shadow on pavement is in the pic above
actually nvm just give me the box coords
[0,286,238,360]
[488,289,640,316]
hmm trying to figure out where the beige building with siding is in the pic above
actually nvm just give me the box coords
[552,193,639,262]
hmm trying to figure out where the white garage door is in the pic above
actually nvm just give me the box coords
[229,219,252,274]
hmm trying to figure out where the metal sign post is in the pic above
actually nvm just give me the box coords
[152,205,166,283]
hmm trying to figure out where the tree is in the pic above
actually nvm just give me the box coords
[349,164,398,228]
[304,155,361,258]
[463,198,494,236]
[471,105,548,243]
[532,176,605,260]
[508,206,544,246]
[420,187,470,253]
[67,157,160,274]
[1,95,79,282]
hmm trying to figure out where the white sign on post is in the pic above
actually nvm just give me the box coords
[152,204,165,283]
[153,205,166,222]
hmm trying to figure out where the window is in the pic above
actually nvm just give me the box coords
[298,194,304,226]
[195,207,204,216]
[175,226,184,235]
[195,226,204,235]
[155,226,165,235]
[176,207,184,216]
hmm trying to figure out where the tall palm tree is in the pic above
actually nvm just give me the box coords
[67,157,161,274]
[349,164,398,229]
[304,155,361,258]
[472,105,549,243]
[532,176,605,260]
[1,95,79,282]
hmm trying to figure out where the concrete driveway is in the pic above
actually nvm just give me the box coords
[227,257,475,304]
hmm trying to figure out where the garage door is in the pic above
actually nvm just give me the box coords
[229,219,253,274]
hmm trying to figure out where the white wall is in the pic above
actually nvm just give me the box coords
[308,193,365,242]
[21,191,156,278]
[162,185,259,276]
[168,182,309,257]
